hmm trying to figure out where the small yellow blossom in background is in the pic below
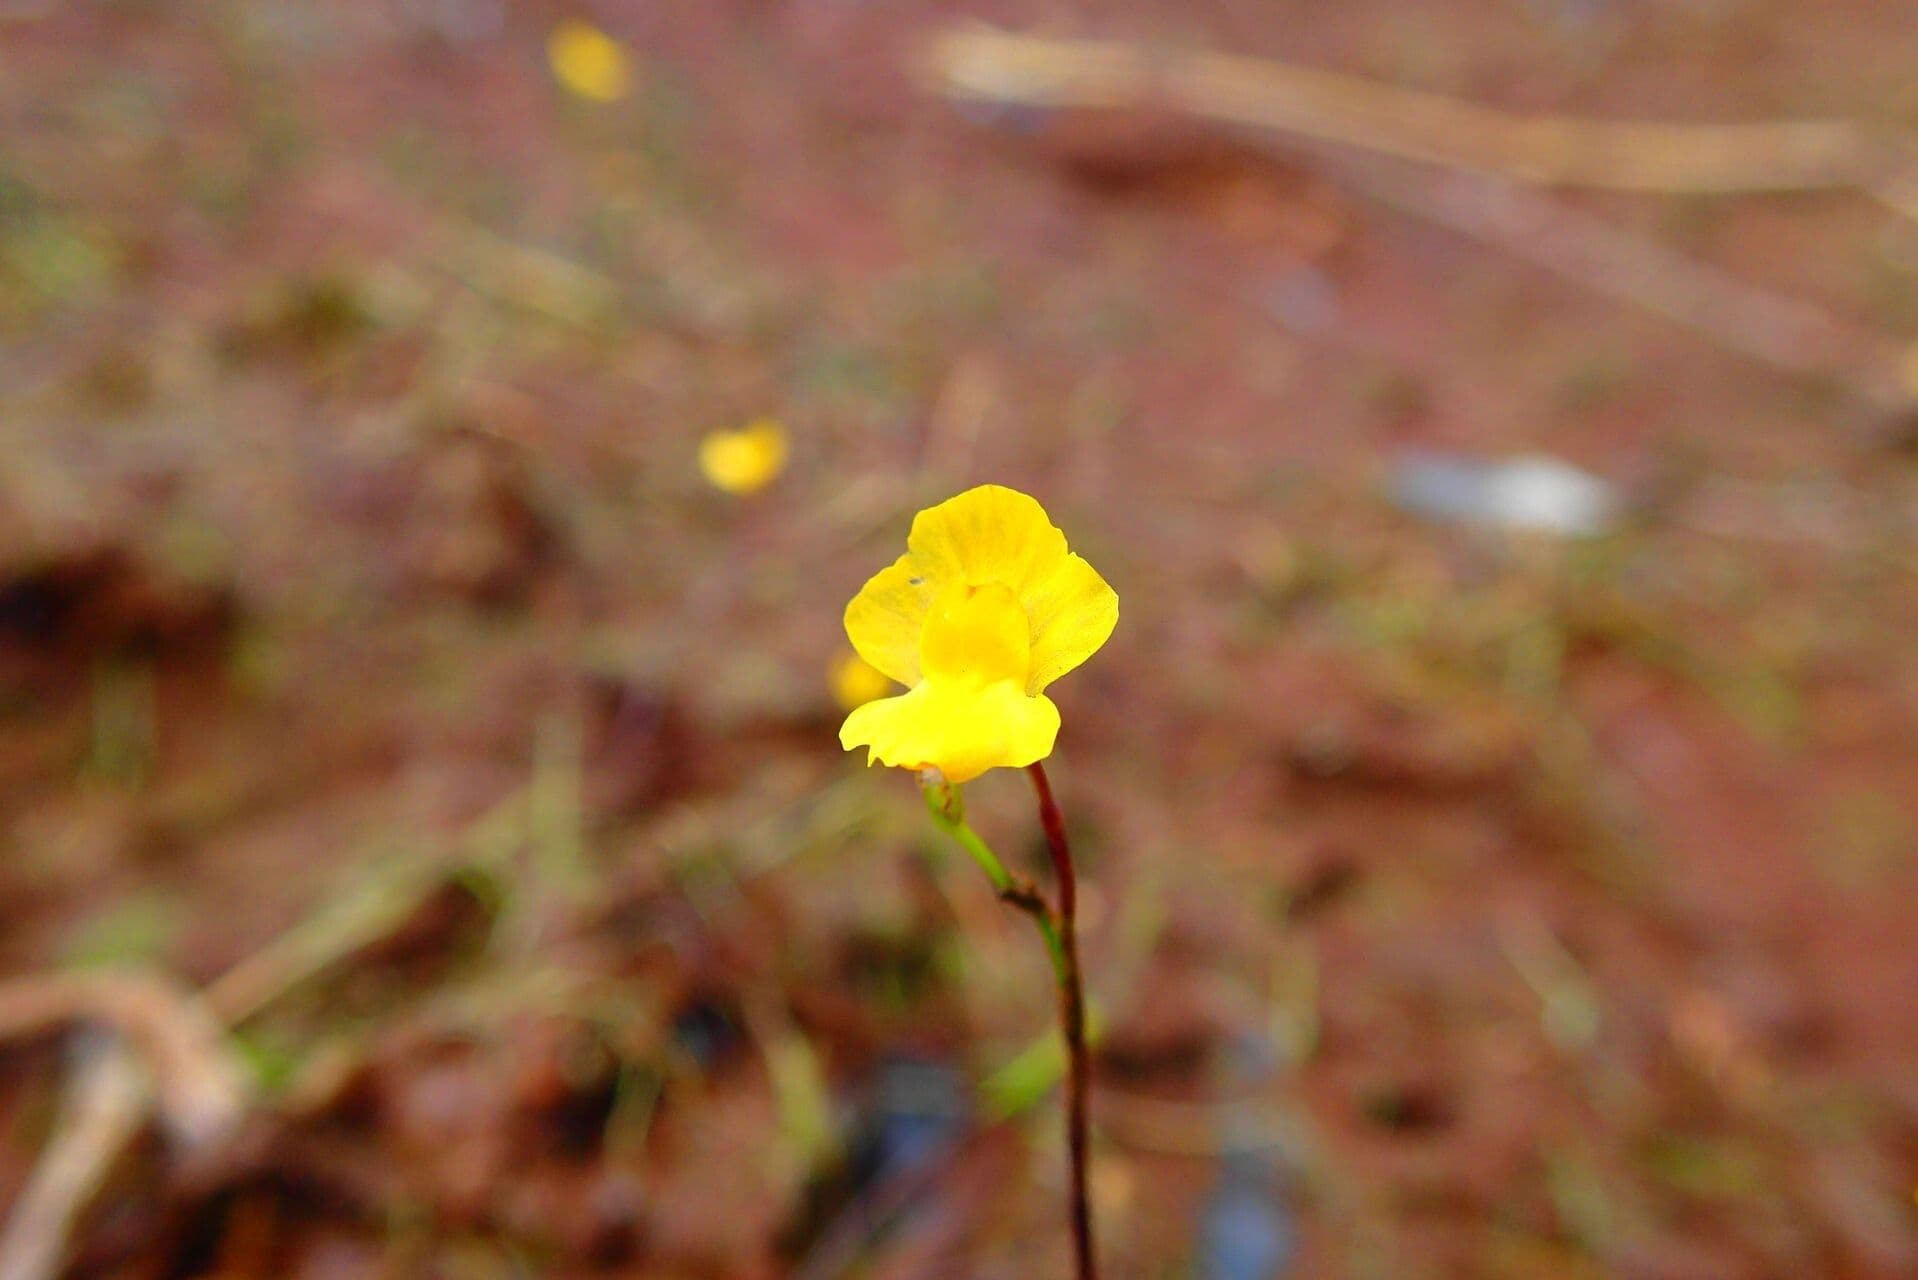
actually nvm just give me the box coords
[698,418,789,495]
[839,485,1117,783]
[1901,341,1918,398]
[547,19,632,103]
[830,650,894,711]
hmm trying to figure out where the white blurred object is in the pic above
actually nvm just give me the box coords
[1390,452,1621,536]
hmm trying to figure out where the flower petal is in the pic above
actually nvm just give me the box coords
[907,485,1069,598]
[838,679,1060,784]
[842,553,935,686]
[1022,551,1118,693]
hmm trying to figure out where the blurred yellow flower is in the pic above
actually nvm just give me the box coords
[839,485,1117,783]
[548,19,632,103]
[830,650,894,710]
[699,418,789,495]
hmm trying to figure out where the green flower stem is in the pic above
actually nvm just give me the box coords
[921,775,1066,977]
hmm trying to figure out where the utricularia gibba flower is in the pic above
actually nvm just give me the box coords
[698,418,789,495]
[547,20,633,103]
[839,485,1117,783]
[829,650,892,711]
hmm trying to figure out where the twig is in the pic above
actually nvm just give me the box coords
[0,973,246,1147]
[923,24,1917,417]
[0,845,483,1277]
[1332,160,1910,406]
[0,1037,147,1280]
[925,25,1915,203]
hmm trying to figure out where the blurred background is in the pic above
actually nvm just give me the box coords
[5,2,1918,1277]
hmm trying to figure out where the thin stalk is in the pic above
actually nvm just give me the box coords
[922,776,1065,973]
[1026,761,1097,1280]
[920,766,1098,1279]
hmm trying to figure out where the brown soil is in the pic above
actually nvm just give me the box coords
[4,2,1918,1277]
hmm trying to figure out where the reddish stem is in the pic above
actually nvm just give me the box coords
[1026,761,1097,1280]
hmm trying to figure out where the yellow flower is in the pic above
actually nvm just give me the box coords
[830,650,894,711]
[839,485,1117,783]
[548,19,633,103]
[699,418,789,495]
